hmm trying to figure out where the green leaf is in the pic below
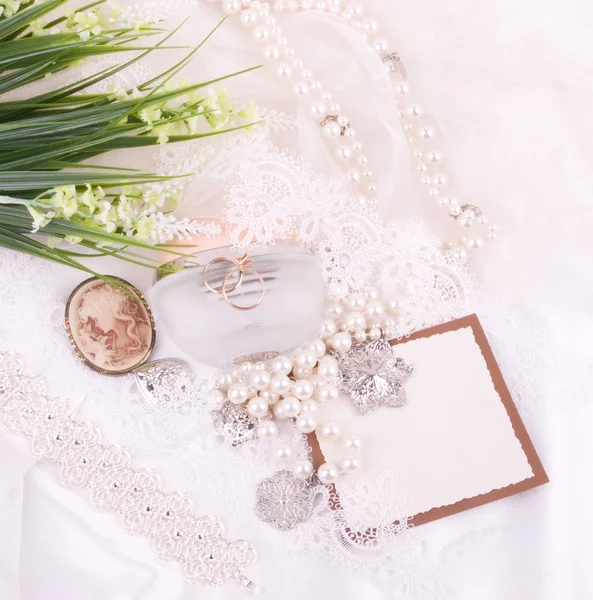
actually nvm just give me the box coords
[0,0,69,41]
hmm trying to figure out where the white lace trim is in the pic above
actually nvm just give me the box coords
[0,352,258,591]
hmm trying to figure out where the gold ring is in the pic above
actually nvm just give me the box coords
[203,256,243,294]
[203,254,265,311]
[221,266,265,311]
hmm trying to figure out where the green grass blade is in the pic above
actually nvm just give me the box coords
[0,0,69,41]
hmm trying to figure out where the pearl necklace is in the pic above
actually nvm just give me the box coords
[208,0,498,261]
[216,285,397,487]
[209,0,498,488]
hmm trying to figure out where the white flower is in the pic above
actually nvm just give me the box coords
[27,207,54,233]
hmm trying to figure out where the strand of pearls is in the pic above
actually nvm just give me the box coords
[215,286,396,486]
[209,0,498,261]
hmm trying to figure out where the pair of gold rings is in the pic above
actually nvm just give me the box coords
[203,254,265,311]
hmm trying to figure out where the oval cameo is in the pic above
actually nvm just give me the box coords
[65,277,156,375]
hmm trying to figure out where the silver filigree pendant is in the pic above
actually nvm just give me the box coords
[255,470,315,531]
[212,401,259,447]
[336,337,414,416]
[133,358,193,407]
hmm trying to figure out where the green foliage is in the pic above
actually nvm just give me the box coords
[0,0,260,275]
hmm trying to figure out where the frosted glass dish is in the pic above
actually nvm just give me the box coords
[148,242,325,369]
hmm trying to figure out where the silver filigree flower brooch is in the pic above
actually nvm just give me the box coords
[336,337,414,416]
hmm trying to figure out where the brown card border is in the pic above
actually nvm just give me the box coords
[310,314,548,527]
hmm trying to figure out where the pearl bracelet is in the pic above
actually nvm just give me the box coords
[207,0,498,261]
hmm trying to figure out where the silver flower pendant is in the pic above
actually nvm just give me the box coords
[255,470,315,531]
[336,337,414,416]
[212,401,259,447]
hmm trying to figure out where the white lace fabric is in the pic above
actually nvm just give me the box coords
[0,1,592,599]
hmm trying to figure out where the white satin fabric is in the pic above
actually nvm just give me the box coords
[1,1,593,599]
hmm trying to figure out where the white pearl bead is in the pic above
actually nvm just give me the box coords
[257,419,278,440]
[328,101,341,114]
[249,370,271,391]
[347,293,366,311]
[215,372,233,391]
[407,105,423,118]
[307,339,326,358]
[337,115,350,128]
[270,356,292,375]
[343,433,363,452]
[383,326,396,339]
[363,17,378,33]
[240,9,258,26]
[348,170,361,183]
[300,399,319,414]
[222,0,241,14]
[427,151,442,164]
[273,402,285,420]
[363,286,378,300]
[465,238,484,250]
[331,331,352,354]
[319,318,338,339]
[292,365,313,379]
[373,38,389,53]
[368,327,382,341]
[340,456,361,473]
[323,121,342,137]
[335,145,352,161]
[433,174,449,187]
[295,350,317,370]
[294,82,309,96]
[318,421,342,440]
[277,396,301,419]
[274,443,293,461]
[258,389,279,406]
[293,458,314,479]
[239,362,253,376]
[419,126,435,140]
[270,374,292,396]
[247,396,269,418]
[292,379,314,401]
[325,302,344,319]
[388,300,400,313]
[345,311,366,331]
[228,383,250,405]
[314,383,339,403]
[354,330,367,343]
[317,355,340,379]
[317,462,339,485]
[309,373,325,389]
[365,300,385,320]
[311,102,327,117]
[296,414,317,433]
[395,83,409,97]
[263,44,280,60]
[253,25,270,42]
[450,246,469,261]
[449,203,462,217]
[276,63,293,78]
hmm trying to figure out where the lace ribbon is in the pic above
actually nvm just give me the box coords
[0,351,260,594]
